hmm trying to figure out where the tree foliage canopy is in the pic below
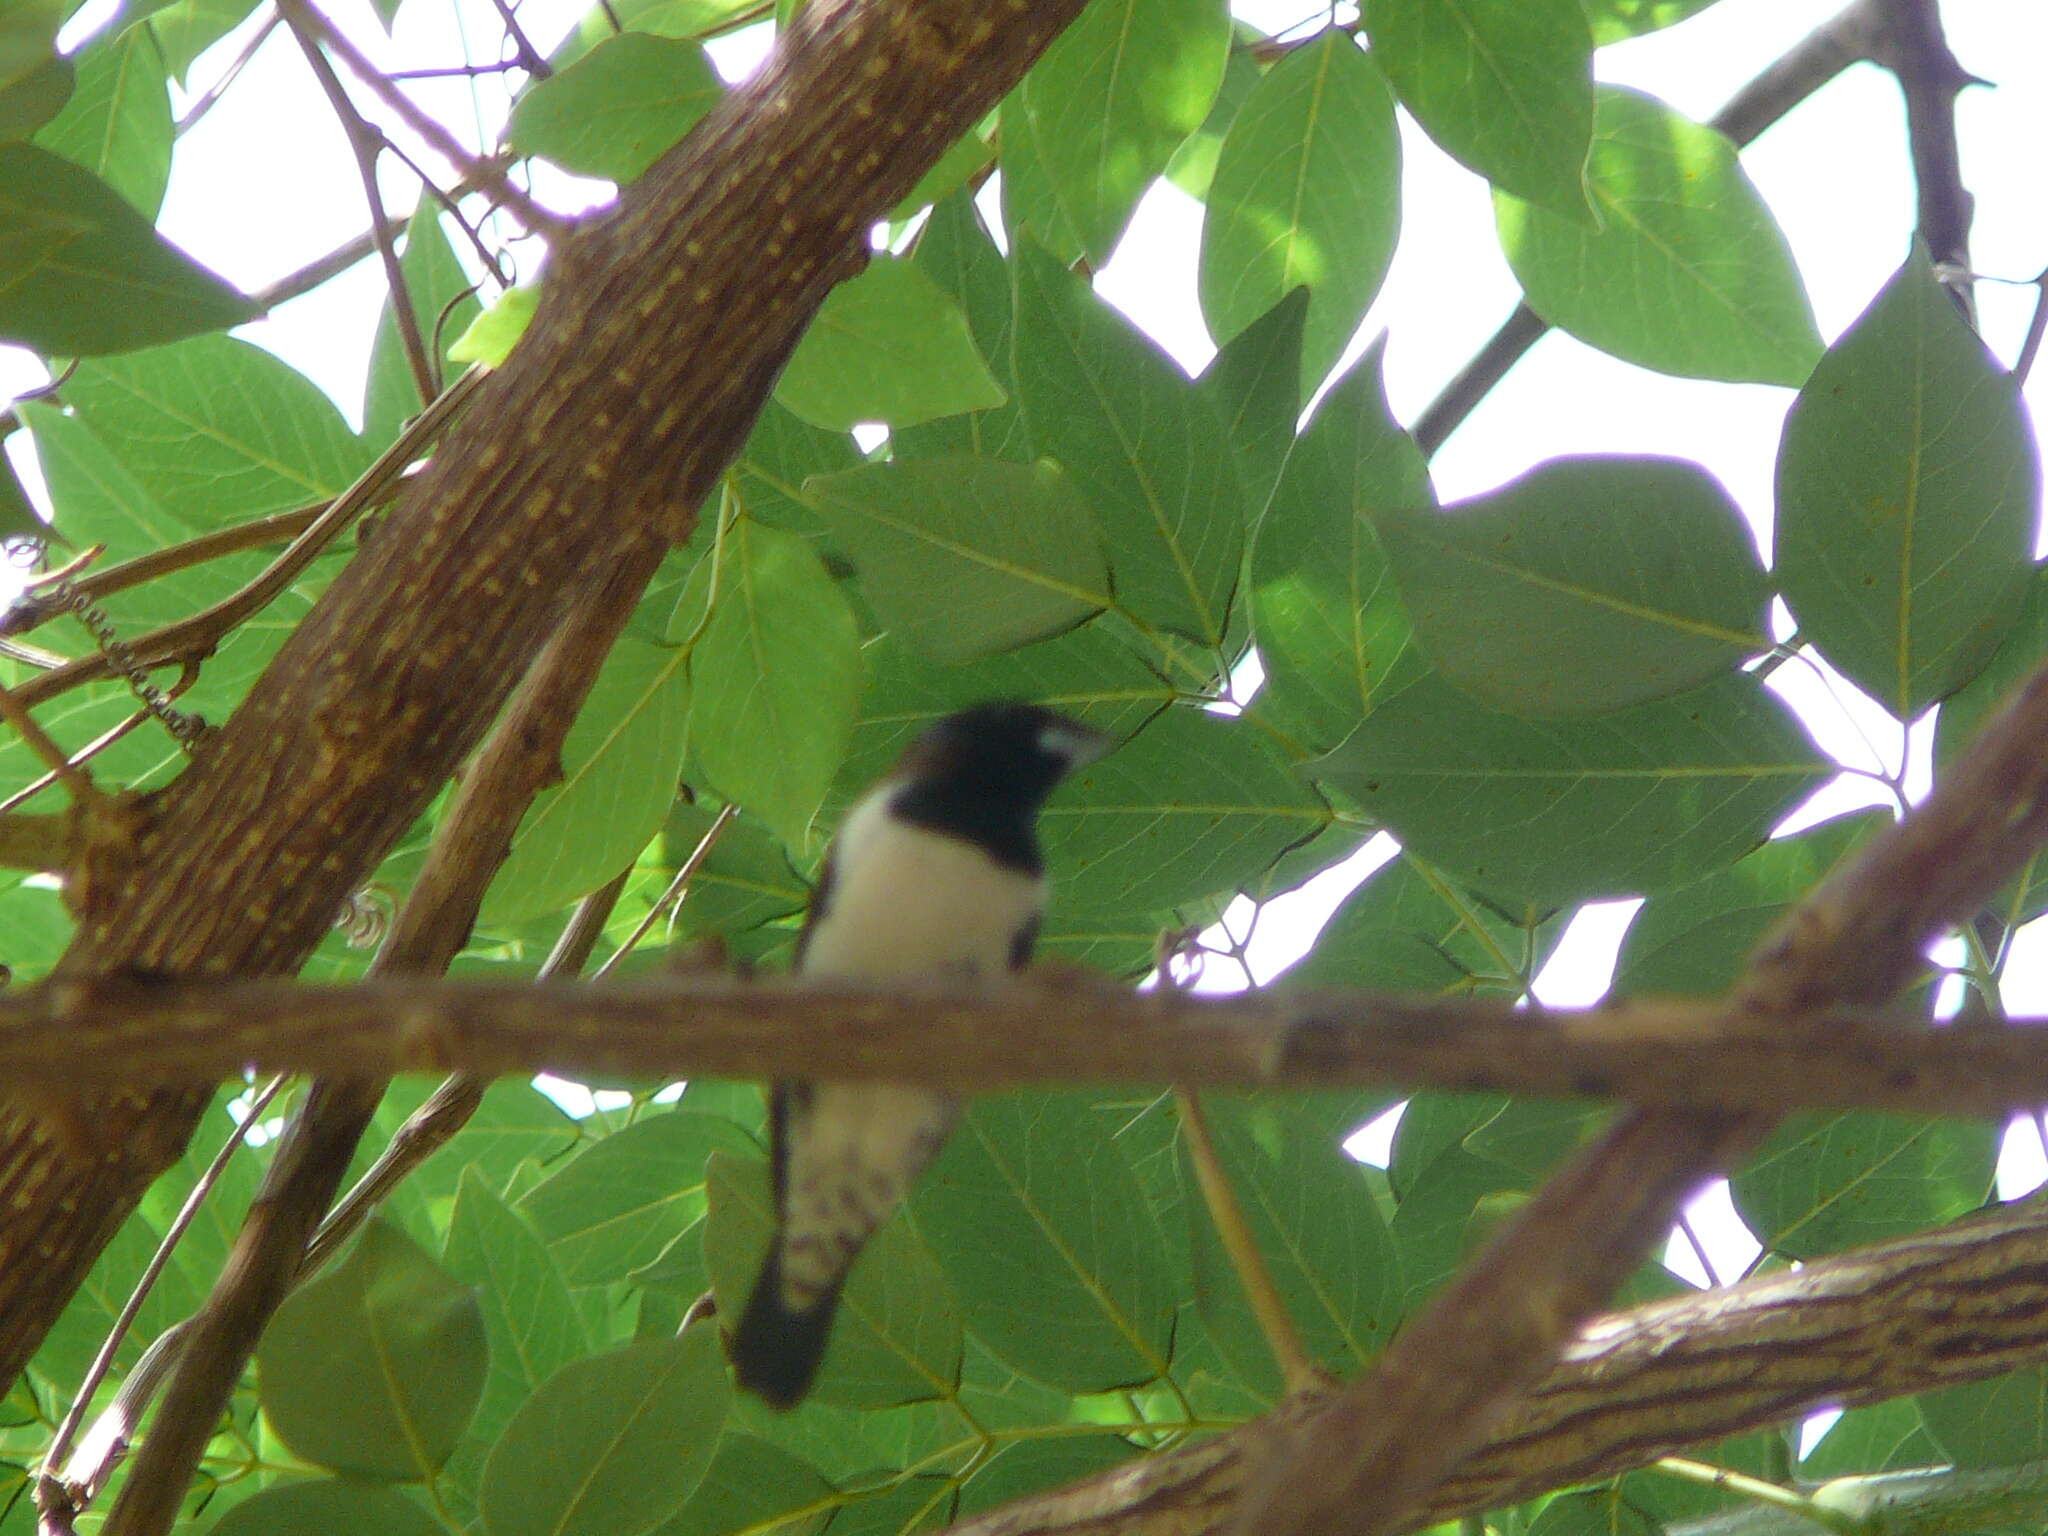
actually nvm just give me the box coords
[1,0,2045,1533]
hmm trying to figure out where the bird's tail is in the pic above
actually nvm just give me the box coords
[728,1248,842,1409]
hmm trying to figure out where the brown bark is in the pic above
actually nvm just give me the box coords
[0,0,1087,1389]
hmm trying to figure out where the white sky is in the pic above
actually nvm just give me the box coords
[6,0,2048,1261]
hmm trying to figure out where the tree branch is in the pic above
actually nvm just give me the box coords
[1876,0,1978,308]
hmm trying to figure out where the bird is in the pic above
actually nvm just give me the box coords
[726,701,1108,1409]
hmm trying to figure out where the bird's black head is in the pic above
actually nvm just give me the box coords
[888,702,1108,872]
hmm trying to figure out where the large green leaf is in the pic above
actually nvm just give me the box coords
[896,190,1029,463]
[1013,240,1243,646]
[1775,250,2040,718]
[913,1094,1175,1394]
[479,1333,729,1536]
[1184,1094,1401,1401]
[507,32,722,183]
[1018,0,1230,263]
[1378,454,1769,717]
[517,1110,758,1285]
[256,1221,487,1481]
[687,516,862,852]
[209,1481,446,1536]
[33,26,170,217]
[442,1169,590,1453]
[1611,810,1886,997]
[363,203,484,444]
[774,256,1005,431]
[1495,86,1821,385]
[807,456,1109,662]
[1042,707,1329,918]
[1198,30,1399,389]
[704,1152,964,1408]
[1317,671,1831,905]
[1248,340,1431,754]
[1732,1112,1996,1260]
[0,142,250,354]
[480,635,689,926]
[1285,850,1564,994]
[1366,0,1592,219]
[64,333,374,527]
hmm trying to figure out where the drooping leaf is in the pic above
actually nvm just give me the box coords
[807,456,1109,662]
[1043,707,1329,919]
[363,203,484,444]
[1013,239,1243,646]
[1198,30,1400,389]
[1495,86,1821,385]
[256,1221,487,1481]
[1611,811,1887,997]
[704,1152,964,1408]
[775,256,1006,431]
[1732,1112,1996,1261]
[1317,671,1831,905]
[1378,454,1769,716]
[64,333,374,527]
[32,26,169,216]
[1249,340,1430,754]
[479,635,689,926]
[1366,0,1593,219]
[507,32,722,183]
[479,1333,729,1536]
[0,142,250,354]
[1775,249,2040,718]
[914,1094,1176,1394]
[517,1110,757,1285]
[687,516,862,852]
[1018,0,1230,263]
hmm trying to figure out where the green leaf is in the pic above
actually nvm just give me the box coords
[688,516,861,851]
[806,456,1109,662]
[1612,810,1886,997]
[1583,0,1723,45]
[661,800,806,942]
[1775,249,2040,718]
[0,142,250,354]
[1366,0,1593,219]
[1378,454,1769,717]
[1198,31,1399,389]
[1164,40,1258,201]
[508,33,721,183]
[1385,1141,1525,1307]
[0,0,61,90]
[1184,1094,1401,1401]
[0,450,39,542]
[448,284,538,367]
[1285,850,1564,993]
[0,52,70,139]
[1495,85,1821,385]
[957,1436,1139,1517]
[479,1333,729,1536]
[1733,1113,1996,1260]
[913,1094,1175,1393]
[146,0,261,82]
[480,636,689,926]
[775,257,1005,431]
[1044,707,1328,918]
[208,1480,448,1536]
[1801,1396,1941,1478]
[256,1221,487,1480]
[1019,0,1230,263]
[518,1110,758,1285]
[998,90,1085,267]
[704,1152,964,1408]
[64,333,374,527]
[1919,1371,2048,1470]
[1013,239,1243,646]
[549,0,758,68]
[656,1433,833,1536]
[1317,671,1831,905]
[890,120,993,219]
[719,398,862,546]
[896,190,1029,464]
[364,204,483,444]
[33,26,169,216]
[1248,340,1431,754]
[442,1170,589,1450]
[1197,285,1305,525]
[370,1078,579,1210]
[1528,1489,1661,1536]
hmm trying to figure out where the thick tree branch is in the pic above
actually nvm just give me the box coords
[0,0,1088,1401]
[15,977,2048,1120]
[950,1193,2048,1536]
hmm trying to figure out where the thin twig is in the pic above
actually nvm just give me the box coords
[0,682,106,808]
[592,802,736,979]
[248,217,402,312]
[172,9,282,134]
[484,0,549,79]
[0,663,200,823]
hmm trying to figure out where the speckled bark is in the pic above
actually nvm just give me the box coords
[0,0,1086,1387]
